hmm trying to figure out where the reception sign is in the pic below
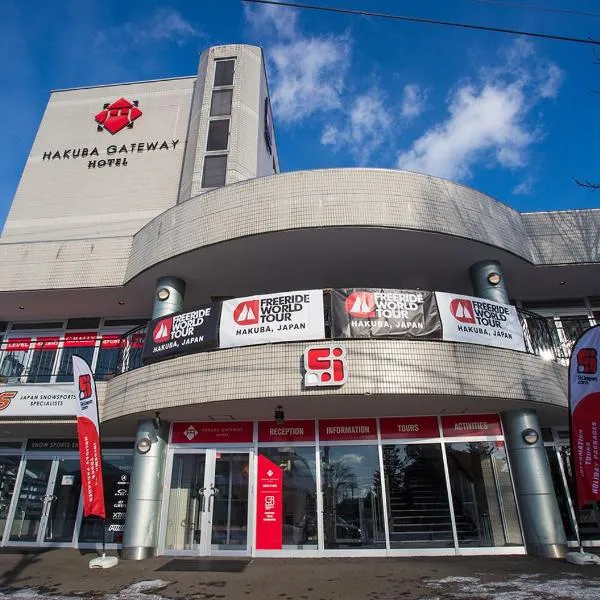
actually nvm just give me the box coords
[219,290,325,349]
[569,324,600,508]
[142,304,220,363]
[331,289,441,340]
[258,420,315,442]
[256,454,283,550]
[436,292,525,352]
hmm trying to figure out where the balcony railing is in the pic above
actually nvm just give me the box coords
[0,310,586,384]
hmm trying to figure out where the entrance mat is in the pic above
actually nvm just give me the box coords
[156,559,251,573]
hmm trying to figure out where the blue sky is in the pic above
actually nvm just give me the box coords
[2,0,600,230]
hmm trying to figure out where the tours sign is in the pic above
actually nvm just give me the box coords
[435,292,526,352]
[219,289,325,349]
[142,303,221,364]
[331,289,442,340]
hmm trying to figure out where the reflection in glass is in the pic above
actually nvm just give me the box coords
[259,447,318,549]
[57,347,95,382]
[9,459,52,542]
[79,455,132,544]
[445,442,522,547]
[545,446,576,540]
[382,444,453,548]
[0,349,28,384]
[558,445,600,541]
[0,455,20,537]
[44,459,81,543]
[211,453,250,550]
[165,454,206,551]
[27,345,58,383]
[320,445,385,549]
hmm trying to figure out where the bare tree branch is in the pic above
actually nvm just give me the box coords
[574,177,600,190]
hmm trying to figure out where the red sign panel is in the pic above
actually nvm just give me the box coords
[441,414,502,437]
[258,420,315,443]
[64,332,97,348]
[5,338,31,352]
[101,335,122,349]
[256,455,283,550]
[33,337,60,351]
[319,418,377,441]
[380,416,439,440]
[171,422,253,444]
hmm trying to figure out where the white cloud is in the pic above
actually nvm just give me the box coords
[513,177,535,195]
[397,39,563,181]
[244,3,351,123]
[401,84,427,119]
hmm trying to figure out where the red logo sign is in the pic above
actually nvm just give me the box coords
[0,391,17,411]
[304,345,347,386]
[95,98,142,135]
[78,375,92,401]
[450,298,476,323]
[577,348,598,375]
[345,291,376,318]
[234,300,260,325]
[153,318,172,343]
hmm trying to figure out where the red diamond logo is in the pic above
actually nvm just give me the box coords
[95,98,142,134]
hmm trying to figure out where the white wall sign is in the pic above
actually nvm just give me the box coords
[435,292,526,352]
[219,289,325,349]
[0,384,77,416]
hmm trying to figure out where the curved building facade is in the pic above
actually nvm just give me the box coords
[0,44,599,560]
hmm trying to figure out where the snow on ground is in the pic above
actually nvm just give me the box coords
[421,572,600,600]
[0,580,171,600]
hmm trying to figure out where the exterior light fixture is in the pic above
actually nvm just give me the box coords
[274,405,285,424]
[118,300,125,306]
[559,281,566,285]
[136,437,152,454]
[522,428,539,445]
[157,287,170,301]
[487,272,502,286]
[153,411,162,430]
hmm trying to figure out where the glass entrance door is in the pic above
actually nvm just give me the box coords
[163,450,252,555]
[6,456,81,546]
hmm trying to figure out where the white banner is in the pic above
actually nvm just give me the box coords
[219,289,325,349]
[0,384,77,416]
[435,292,526,352]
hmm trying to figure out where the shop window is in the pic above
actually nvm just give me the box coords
[445,442,522,547]
[210,89,233,116]
[206,119,229,151]
[259,447,318,549]
[56,332,97,383]
[79,454,132,545]
[94,335,121,381]
[320,445,385,550]
[0,455,21,537]
[26,337,59,383]
[545,446,576,541]
[67,318,100,330]
[214,59,235,87]
[201,155,227,188]
[10,322,63,330]
[382,443,454,549]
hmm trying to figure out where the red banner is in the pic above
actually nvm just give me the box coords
[5,337,31,352]
[569,324,600,508]
[100,335,121,348]
[72,356,105,519]
[319,418,377,441]
[380,416,439,439]
[258,420,315,442]
[64,332,97,348]
[33,337,59,351]
[441,414,502,437]
[171,422,253,444]
[256,455,283,550]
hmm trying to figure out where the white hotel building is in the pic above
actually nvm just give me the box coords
[0,44,599,560]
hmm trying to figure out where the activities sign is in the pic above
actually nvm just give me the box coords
[331,289,441,339]
[219,290,325,349]
[73,356,105,519]
[256,455,283,550]
[142,303,220,363]
[569,325,600,508]
[435,292,525,352]
[0,385,77,416]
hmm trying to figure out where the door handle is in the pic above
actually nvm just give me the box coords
[207,486,219,512]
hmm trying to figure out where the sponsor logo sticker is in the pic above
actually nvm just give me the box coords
[95,98,142,134]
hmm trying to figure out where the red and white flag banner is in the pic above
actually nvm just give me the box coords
[72,355,106,518]
[569,325,600,509]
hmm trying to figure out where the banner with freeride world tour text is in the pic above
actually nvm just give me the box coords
[72,356,106,519]
[435,292,526,352]
[219,289,325,349]
[569,325,600,508]
[142,303,221,364]
[331,288,442,339]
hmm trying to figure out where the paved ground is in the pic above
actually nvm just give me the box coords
[1,550,600,599]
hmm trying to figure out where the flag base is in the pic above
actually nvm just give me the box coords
[89,554,119,569]
[565,551,600,565]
